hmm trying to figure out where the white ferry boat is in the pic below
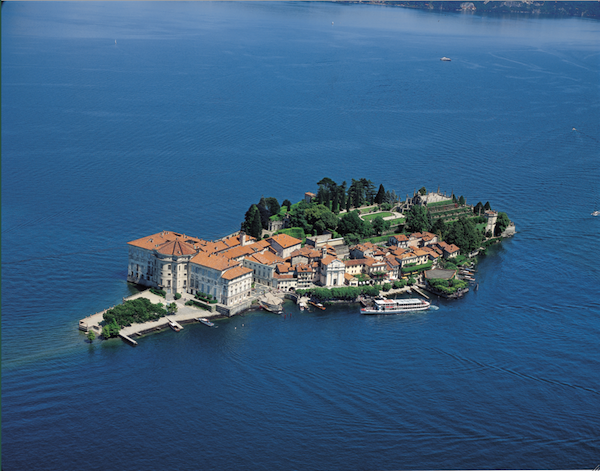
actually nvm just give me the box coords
[361,298,430,314]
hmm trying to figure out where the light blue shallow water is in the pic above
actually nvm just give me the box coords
[2,2,599,469]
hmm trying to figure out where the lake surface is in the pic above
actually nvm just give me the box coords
[2,2,599,469]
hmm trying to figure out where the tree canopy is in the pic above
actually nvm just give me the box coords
[338,210,373,240]
[494,212,510,236]
[445,216,483,253]
[375,184,386,205]
[305,204,339,235]
[405,205,432,233]
[371,216,391,235]
[241,204,262,239]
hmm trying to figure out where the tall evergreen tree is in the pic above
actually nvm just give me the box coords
[265,197,280,216]
[375,184,386,205]
[242,204,263,239]
[360,178,376,204]
[282,199,292,211]
[339,181,347,212]
[459,195,465,205]
[484,201,491,211]
[406,205,432,233]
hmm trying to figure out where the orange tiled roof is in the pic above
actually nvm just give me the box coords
[269,233,302,249]
[274,273,295,280]
[221,266,253,280]
[345,259,367,267]
[128,231,207,251]
[247,251,284,266]
[190,252,240,272]
[276,263,292,274]
[290,246,321,259]
[155,239,197,256]
[321,255,341,266]
[392,234,409,242]
[220,245,255,260]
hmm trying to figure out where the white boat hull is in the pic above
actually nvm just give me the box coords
[361,298,431,314]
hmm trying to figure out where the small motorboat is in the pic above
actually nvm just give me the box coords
[440,57,451,61]
[168,318,183,332]
[198,318,215,327]
[592,210,600,216]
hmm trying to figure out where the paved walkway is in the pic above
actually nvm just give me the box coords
[80,289,222,337]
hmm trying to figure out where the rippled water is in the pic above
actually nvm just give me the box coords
[2,2,599,469]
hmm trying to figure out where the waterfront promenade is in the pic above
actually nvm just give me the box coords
[79,289,222,340]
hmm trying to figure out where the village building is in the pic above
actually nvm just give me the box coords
[388,233,410,248]
[319,256,346,287]
[484,210,498,234]
[220,266,254,306]
[189,252,243,302]
[127,231,203,292]
[267,233,302,258]
[243,251,284,287]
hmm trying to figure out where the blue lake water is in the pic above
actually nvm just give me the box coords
[2,2,599,469]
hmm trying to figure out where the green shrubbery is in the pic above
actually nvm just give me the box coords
[150,288,166,298]
[174,293,181,300]
[275,227,306,241]
[393,279,407,289]
[185,299,209,310]
[296,285,381,301]
[427,278,468,294]
[401,260,433,274]
[102,298,168,338]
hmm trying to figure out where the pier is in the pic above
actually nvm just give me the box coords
[411,286,430,299]
[119,333,138,347]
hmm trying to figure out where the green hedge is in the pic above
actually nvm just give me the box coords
[427,278,468,294]
[275,227,306,241]
[401,260,433,274]
[102,298,168,338]
[185,300,209,311]
[296,285,381,301]
[150,288,166,298]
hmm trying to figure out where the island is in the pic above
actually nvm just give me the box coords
[341,1,600,19]
[79,179,515,343]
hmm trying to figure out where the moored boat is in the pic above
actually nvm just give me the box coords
[167,318,183,332]
[198,318,215,327]
[361,298,430,314]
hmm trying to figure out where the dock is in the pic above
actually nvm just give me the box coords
[411,286,430,299]
[119,333,138,347]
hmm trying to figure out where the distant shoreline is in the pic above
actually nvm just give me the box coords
[339,1,600,20]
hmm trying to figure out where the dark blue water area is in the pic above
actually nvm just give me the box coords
[2,2,600,469]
